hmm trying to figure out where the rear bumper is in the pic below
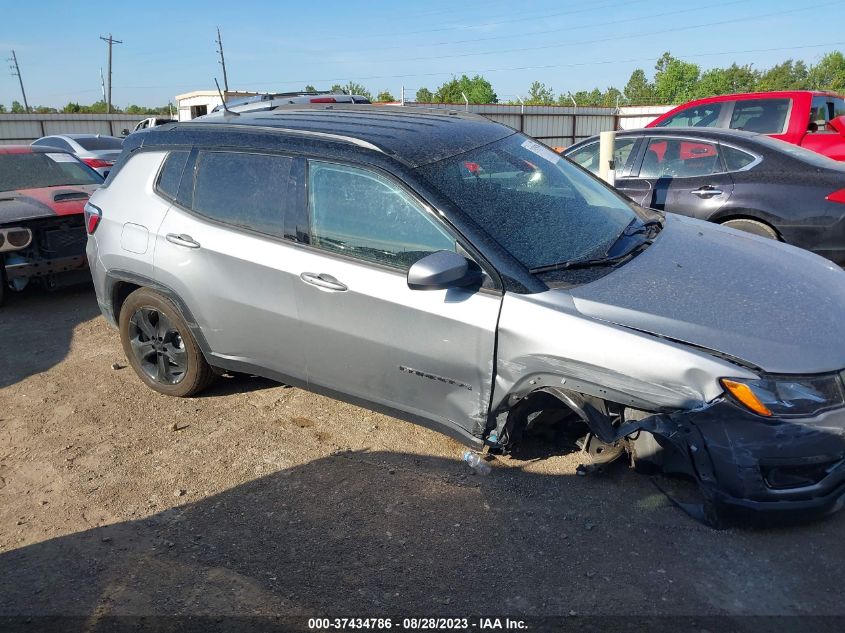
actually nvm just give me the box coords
[636,400,845,525]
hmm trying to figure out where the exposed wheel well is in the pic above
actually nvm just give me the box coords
[111,281,141,323]
[713,213,783,241]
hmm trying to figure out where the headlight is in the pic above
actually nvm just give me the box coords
[721,374,845,418]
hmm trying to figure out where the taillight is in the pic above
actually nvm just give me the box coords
[309,97,337,103]
[83,158,114,169]
[826,189,845,204]
[84,202,102,234]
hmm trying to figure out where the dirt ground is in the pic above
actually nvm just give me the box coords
[1,285,844,623]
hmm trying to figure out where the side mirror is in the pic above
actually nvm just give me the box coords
[407,250,477,291]
[829,115,845,136]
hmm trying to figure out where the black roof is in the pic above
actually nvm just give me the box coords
[138,105,515,167]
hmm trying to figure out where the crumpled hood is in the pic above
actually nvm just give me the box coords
[0,184,97,224]
[568,213,845,374]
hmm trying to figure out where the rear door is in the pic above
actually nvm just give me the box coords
[626,136,734,219]
[291,158,501,437]
[153,148,308,381]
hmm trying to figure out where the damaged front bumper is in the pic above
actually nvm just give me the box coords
[628,399,845,526]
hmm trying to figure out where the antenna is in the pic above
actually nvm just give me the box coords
[214,78,239,116]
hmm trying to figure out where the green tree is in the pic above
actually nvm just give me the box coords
[124,104,146,115]
[653,52,700,104]
[602,87,624,108]
[434,74,497,104]
[62,101,81,113]
[0,104,6,113]
[337,82,372,100]
[566,89,603,106]
[694,63,759,98]
[526,81,555,105]
[415,87,434,102]
[376,90,395,102]
[623,69,657,105]
[757,59,809,91]
[33,105,57,114]
[11,101,25,113]
[330,84,343,93]
[304,84,317,92]
[808,51,845,93]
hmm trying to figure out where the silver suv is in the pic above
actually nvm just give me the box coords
[86,105,845,526]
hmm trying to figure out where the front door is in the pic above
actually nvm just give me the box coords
[292,159,501,438]
[625,136,734,220]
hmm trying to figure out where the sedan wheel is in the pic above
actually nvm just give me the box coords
[720,218,779,240]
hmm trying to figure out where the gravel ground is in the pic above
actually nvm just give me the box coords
[1,286,844,622]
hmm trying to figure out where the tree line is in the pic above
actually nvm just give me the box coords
[0,100,174,115]
[3,50,842,113]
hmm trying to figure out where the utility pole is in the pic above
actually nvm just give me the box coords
[99,34,123,113]
[216,27,229,93]
[8,50,29,112]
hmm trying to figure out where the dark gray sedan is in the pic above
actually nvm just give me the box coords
[564,127,845,265]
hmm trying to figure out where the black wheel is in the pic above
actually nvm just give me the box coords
[720,218,779,240]
[118,288,214,397]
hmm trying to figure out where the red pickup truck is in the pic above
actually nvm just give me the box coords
[647,91,845,161]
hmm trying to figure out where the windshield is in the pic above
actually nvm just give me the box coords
[0,153,103,191]
[75,136,124,151]
[417,134,638,270]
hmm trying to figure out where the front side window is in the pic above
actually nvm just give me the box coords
[308,161,456,270]
[191,151,292,238]
[729,99,790,133]
[638,138,723,178]
[417,134,637,270]
[657,103,723,128]
[566,138,637,176]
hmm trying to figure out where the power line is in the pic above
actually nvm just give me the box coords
[216,26,229,92]
[99,33,123,113]
[362,0,748,53]
[7,50,29,112]
[344,1,843,65]
[240,41,845,89]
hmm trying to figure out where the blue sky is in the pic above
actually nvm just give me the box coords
[2,0,843,108]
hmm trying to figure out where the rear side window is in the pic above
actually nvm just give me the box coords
[191,151,293,238]
[656,103,723,128]
[75,136,124,151]
[722,146,757,171]
[809,96,845,132]
[729,99,789,133]
[307,161,455,270]
[638,138,723,178]
[156,151,189,200]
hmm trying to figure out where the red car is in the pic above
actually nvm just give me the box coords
[647,90,845,161]
[0,146,103,305]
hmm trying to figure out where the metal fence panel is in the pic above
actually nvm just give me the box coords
[0,114,143,144]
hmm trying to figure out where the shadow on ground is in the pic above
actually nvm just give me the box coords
[1,451,844,621]
[0,284,100,389]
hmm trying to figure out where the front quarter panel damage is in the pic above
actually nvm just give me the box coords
[491,291,757,415]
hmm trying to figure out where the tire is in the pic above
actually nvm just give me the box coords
[720,218,779,240]
[118,287,214,397]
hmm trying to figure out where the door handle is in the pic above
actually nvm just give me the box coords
[166,233,201,248]
[691,186,724,198]
[300,272,348,292]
